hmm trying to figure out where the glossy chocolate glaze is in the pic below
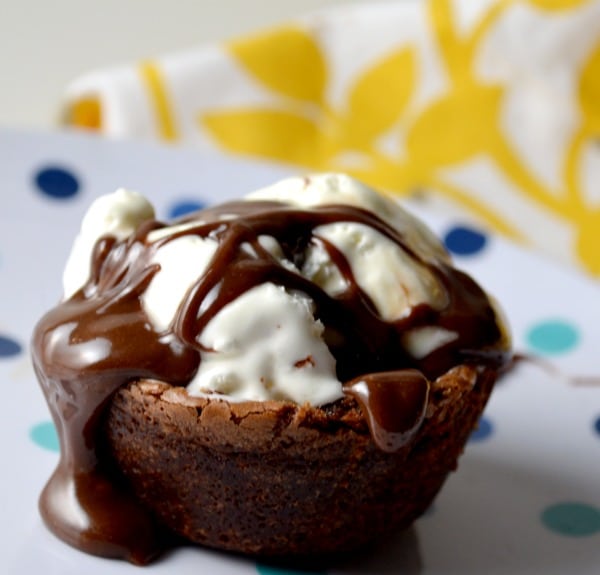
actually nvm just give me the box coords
[343,370,430,453]
[32,200,509,563]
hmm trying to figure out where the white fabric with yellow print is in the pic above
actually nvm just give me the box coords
[63,0,600,276]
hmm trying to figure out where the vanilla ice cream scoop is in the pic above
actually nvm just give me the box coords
[58,173,509,406]
[248,174,450,321]
[189,282,341,405]
[63,188,154,298]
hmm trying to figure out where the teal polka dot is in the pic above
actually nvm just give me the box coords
[526,319,580,355]
[256,564,327,575]
[541,502,600,537]
[30,421,60,452]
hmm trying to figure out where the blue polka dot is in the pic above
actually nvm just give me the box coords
[34,166,80,199]
[30,421,60,452]
[0,334,22,357]
[541,502,600,537]
[443,225,488,256]
[469,415,494,442]
[256,565,327,575]
[168,199,206,219]
[526,319,580,355]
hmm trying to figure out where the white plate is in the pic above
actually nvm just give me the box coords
[1,127,599,574]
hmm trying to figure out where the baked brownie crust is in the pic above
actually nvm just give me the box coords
[104,364,496,556]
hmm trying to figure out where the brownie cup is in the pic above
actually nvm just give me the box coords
[103,364,496,556]
[32,175,510,564]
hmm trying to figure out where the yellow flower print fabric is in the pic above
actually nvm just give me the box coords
[63,0,600,275]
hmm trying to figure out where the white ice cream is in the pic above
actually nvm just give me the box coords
[247,173,450,265]
[63,188,155,298]
[142,235,219,332]
[249,173,449,320]
[188,283,342,405]
[63,174,458,405]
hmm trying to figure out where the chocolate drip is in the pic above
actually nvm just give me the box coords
[343,370,430,452]
[33,233,198,563]
[32,200,509,563]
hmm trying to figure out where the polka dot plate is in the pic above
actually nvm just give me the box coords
[1,127,598,574]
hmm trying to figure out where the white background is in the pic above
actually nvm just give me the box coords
[0,0,368,129]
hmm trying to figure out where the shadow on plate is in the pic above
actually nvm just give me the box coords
[256,527,422,574]
[15,453,598,574]
[257,452,599,574]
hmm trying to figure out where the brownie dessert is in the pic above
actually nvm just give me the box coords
[32,174,510,564]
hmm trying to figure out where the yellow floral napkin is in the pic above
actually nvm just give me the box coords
[62,0,600,275]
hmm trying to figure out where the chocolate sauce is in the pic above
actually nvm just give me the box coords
[32,200,509,563]
[343,370,430,453]
[510,353,600,387]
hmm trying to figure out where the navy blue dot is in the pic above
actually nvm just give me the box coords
[469,415,493,442]
[594,415,600,437]
[0,334,22,357]
[34,166,80,199]
[443,225,488,256]
[168,199,207,219]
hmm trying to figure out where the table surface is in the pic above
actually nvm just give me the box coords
[0,0,365,129]
[2,126,599,574]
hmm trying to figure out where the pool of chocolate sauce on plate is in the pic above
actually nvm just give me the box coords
[32,201,508,563]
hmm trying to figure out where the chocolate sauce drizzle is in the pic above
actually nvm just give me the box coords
[32,200,509,563]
